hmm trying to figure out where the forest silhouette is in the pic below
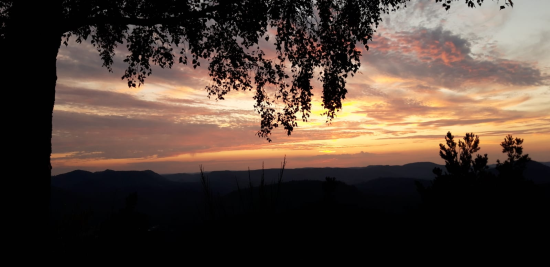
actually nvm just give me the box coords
[51,132,550,258]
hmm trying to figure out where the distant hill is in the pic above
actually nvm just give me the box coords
[354,177,431,214]
[161,162,443,195]
[541,162,550,168]
[50,161,550,256]
[51,166,435,228]
[51,161,550,228]
[51,169,202,227]
[522,161,550,184]
[355,177,430,197]
[220,180,368,214]
[486,161,550,184]
[53,169,167,191]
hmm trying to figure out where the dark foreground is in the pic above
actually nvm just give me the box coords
[52,182,550,260]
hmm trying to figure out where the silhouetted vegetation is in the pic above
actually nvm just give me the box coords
[1,2,512,249]
[416,132,547,233]
[50,133,549,255]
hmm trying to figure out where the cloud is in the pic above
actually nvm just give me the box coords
[156,96,211,106]
[364,27,547,89]
[51,109,376,162]
[354,97,439,123]
[477,127,550,137]
[55,85,261,125]
[56,85,178,112]
[347,82,546,128]
[376,126,550,140]
[57,40,213,90]
[52,110,235,159]
[376,134,443,140]
[358,85,388,97]
[416,118,508,128]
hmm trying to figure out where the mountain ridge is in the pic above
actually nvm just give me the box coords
[50,161,550,230]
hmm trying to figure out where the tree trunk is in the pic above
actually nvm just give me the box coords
[2,1,61,256]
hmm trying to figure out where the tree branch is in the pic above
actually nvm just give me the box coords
[61,5,219,33]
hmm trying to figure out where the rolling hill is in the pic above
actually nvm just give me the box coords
[50,161,550,229]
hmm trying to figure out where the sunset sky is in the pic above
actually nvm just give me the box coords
[51,0,550,175]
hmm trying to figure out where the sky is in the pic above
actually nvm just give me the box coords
[51,0,550,175]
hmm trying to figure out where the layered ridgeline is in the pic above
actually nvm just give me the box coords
[51,161,550,228]
[51,169,203,227]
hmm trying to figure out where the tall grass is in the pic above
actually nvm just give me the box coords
[235,176,244,214]
[198,156,288,222]
[275,155,286,210]
[259,162,266,212]
[199,164,214,221]
[248,167,254,213]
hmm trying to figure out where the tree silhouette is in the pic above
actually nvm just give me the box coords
[495,134,531,180]
[416,131,491,219]
[417,132,538,225]
[0,0,512,248]
[433,131,490,178]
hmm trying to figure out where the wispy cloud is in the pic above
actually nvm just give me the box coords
[51,1,550,174]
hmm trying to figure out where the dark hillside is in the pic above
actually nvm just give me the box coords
[51,169,203,227]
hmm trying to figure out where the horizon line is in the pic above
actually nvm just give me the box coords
[52,160,550,176]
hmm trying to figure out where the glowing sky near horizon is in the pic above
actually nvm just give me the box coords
[51,0,550,175]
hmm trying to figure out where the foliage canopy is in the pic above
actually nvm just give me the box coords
[0,0,513,141]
